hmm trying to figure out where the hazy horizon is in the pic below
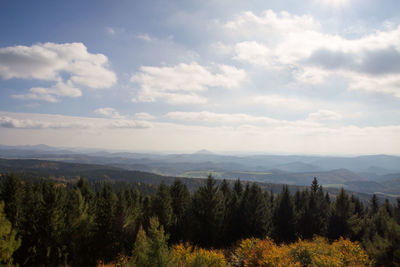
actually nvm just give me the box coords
[1,0,400,155]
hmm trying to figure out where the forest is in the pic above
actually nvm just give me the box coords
[0,173,399,266]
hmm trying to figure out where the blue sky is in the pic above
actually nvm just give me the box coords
[1,0,400,154]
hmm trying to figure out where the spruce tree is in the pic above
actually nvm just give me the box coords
[241,183,271,239]
[0,201,20,266]
[191,175,224,247]
[0,174,24,229]
[92,184,118,263]
[169,179,190,243]
[152,182,173,230]
[327,188,354,240]
[273,185,296,243]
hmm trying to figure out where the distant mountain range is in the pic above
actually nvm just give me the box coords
[0,144,399,198]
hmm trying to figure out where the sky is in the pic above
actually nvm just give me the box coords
[1,0,400,155]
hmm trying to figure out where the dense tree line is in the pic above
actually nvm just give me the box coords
[0,173,399,266]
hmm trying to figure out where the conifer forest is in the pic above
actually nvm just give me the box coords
[1,173,399,266]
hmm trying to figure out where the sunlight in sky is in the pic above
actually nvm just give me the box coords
[0,0,400,154]
[317,0,350,7]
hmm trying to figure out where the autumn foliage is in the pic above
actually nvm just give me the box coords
[232,236,371,267]
[173,243,228,267]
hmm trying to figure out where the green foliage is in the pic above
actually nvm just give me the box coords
[273,185,296,243]
[127,217,175,267]
[152,182,173,230]
[0,201,20,266]
[170,179,191,243]
[0,174,399,266]
[191,175,225,247]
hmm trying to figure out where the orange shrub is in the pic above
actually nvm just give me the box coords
[232,236,371,267]
[232,238,299,267]
[173,243,229,267]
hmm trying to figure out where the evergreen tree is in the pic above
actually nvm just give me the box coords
[13,183,42,266]
[225,179,244,243]
[241,183,271,239]
[129,225,150,267]
[128,218,174,267]
[327,188,354,240]
[152,182,173,230]
[369,194,379,216]
[0,201,20,266]
[0,174,24,229]
[273,185,296,243]
[92,183,118,263]
[169,179,190,243]
[65,188,93,266]
[191,175,225,247]
[298,179,330,239]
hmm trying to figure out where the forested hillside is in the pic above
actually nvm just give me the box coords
[0,173,399,266]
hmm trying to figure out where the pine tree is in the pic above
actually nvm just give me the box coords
[0,201,20,266]
[152,182,173,230]
[226,179,244,243]
[129,218,174,267]
[369,194,379,216]
[169,179,190,243]
[328,188,354,240]
[273,185,296,243]
[191,175,225,247]
[38,182,68,266]
[92,183,118,263]
[241,183,271,239]
[0,174,24,228]
[129,225,150,267]
[65,188,93,266]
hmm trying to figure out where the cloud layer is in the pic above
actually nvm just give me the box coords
[0,42,117,102]
[131,62,246,104]
[225,10,400,97]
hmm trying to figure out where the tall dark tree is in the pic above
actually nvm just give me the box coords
[152,182,173,230]
[369,194,379,216]
[169,179,190,243]
[36,182,68,266]
[191,175,225,247]
[92,184,118,264]
[298,179,330,239]
[273,185,296,243]
[0,201,20,266]
[327,188,354,240]
[225,179,245,243]
[0,174,24,229]
[241,183,271,239]
[64,188,92,266]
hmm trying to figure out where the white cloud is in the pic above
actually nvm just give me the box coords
[0,42,116,101]
[233,41,272,66]
[0,112,152,130]
[225,10,318,35]
[0,116,91,129]
[131,62,246,104]
[109,119,152,129]
[250,95,318,111]
[136,33,152,42]
[1,111,399,154]
[94,107,123,119]
[225,10,400,97]
[135,112,156,120]
[307,109,342,122]
[12,81,82,103]
[0,116,45,129]
[210,42,233,56]
[315,0,350,8]
[106,27,116,35]
[165,111,320,128]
